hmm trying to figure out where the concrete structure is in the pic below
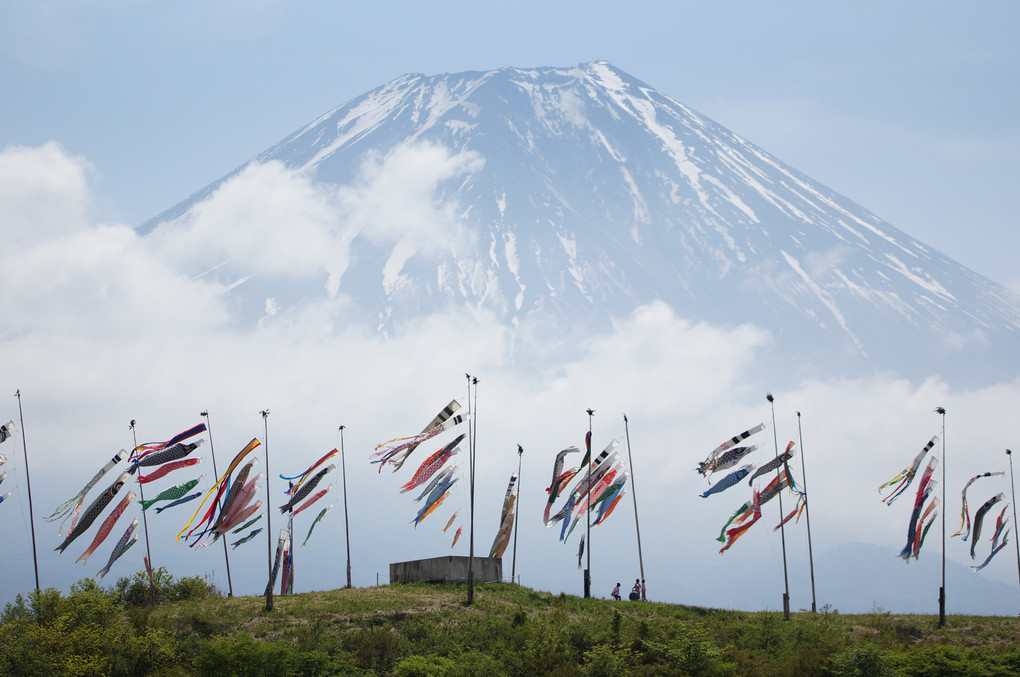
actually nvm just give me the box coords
[390,556,502,584]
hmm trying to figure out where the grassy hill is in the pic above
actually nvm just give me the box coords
[2,571,1020,676]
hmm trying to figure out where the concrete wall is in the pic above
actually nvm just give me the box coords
[390,556,502,584]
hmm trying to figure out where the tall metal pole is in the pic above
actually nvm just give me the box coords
[261,410,272,578]
[936,406,946,627]
[767,393,791,620]
[201,411,233,598]
[796,411,817,613]
[511,444,523,583]
[130,420,157,606]
[15,390,40,593]
[623,414,646,600]
[339,425,352,589]
[1006,449,1020,611]
[584,408,594,599]
[466,374,478,605]
[286,503,294,595]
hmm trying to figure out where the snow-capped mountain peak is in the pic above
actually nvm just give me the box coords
[144,61,1020,385]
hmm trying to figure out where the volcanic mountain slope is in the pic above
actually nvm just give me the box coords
[145,61,1020,385]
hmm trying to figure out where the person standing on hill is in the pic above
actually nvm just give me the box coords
[611,583,621,601]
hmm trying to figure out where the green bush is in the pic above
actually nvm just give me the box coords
[194,633,336,677]
[833,644,893,677]
[112,568,220,607]
[393,654,457,677]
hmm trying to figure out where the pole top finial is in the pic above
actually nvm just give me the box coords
[339,425,345,431]
[1008,449,1013,456]
[935,406,946,415]
[766,392,774,403]
[200,410,208,417]
[517,444,523,455]
[129,419,135,429]
[586,408,595,416]
[260,409,270,419]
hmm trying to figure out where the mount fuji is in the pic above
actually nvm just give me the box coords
[144,61,1020,386]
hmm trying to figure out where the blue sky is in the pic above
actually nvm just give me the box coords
[2,1,1019,290]
[1,2,1020,613]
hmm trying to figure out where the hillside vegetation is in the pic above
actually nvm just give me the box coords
[2,570,1020,676]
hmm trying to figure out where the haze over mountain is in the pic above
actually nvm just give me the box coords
[145,61,1019,387]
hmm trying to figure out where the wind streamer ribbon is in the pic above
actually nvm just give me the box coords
[880,436,937,505]
[970,493,1005,559]
[130,423,207,463]
[45,450,128,535]
[176,438,260,542]
[952,471,1005,540]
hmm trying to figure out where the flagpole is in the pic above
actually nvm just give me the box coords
[936,406,946,627]
[1006,449,1020,612]
[796,411,817,613]
[466,374,478,605]
[584,408,594,599]
[130,420,157,606]
[511,444,523,584]
[261,409,275,611]
[339,425,352,589]
[15,390,40,593]
[623,414,646,600]
[287,506,294,594]
[260,410,272,577]
[767,393,791,620]
[200,411,233,598]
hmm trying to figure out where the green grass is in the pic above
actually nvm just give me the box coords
[3,575,1020,676]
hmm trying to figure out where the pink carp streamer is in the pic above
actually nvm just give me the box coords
[76,490,135,564]
[136,457,202,484]
[292,484,331,517]
[400,436,462,493]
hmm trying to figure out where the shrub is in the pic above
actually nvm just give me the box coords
[833,644,893,677]
[392,654,456,677]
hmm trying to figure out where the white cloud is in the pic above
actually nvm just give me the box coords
[150,141,483,301]
[336,140,485,250]
[152,161,347,295]
[0,142,94,247]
